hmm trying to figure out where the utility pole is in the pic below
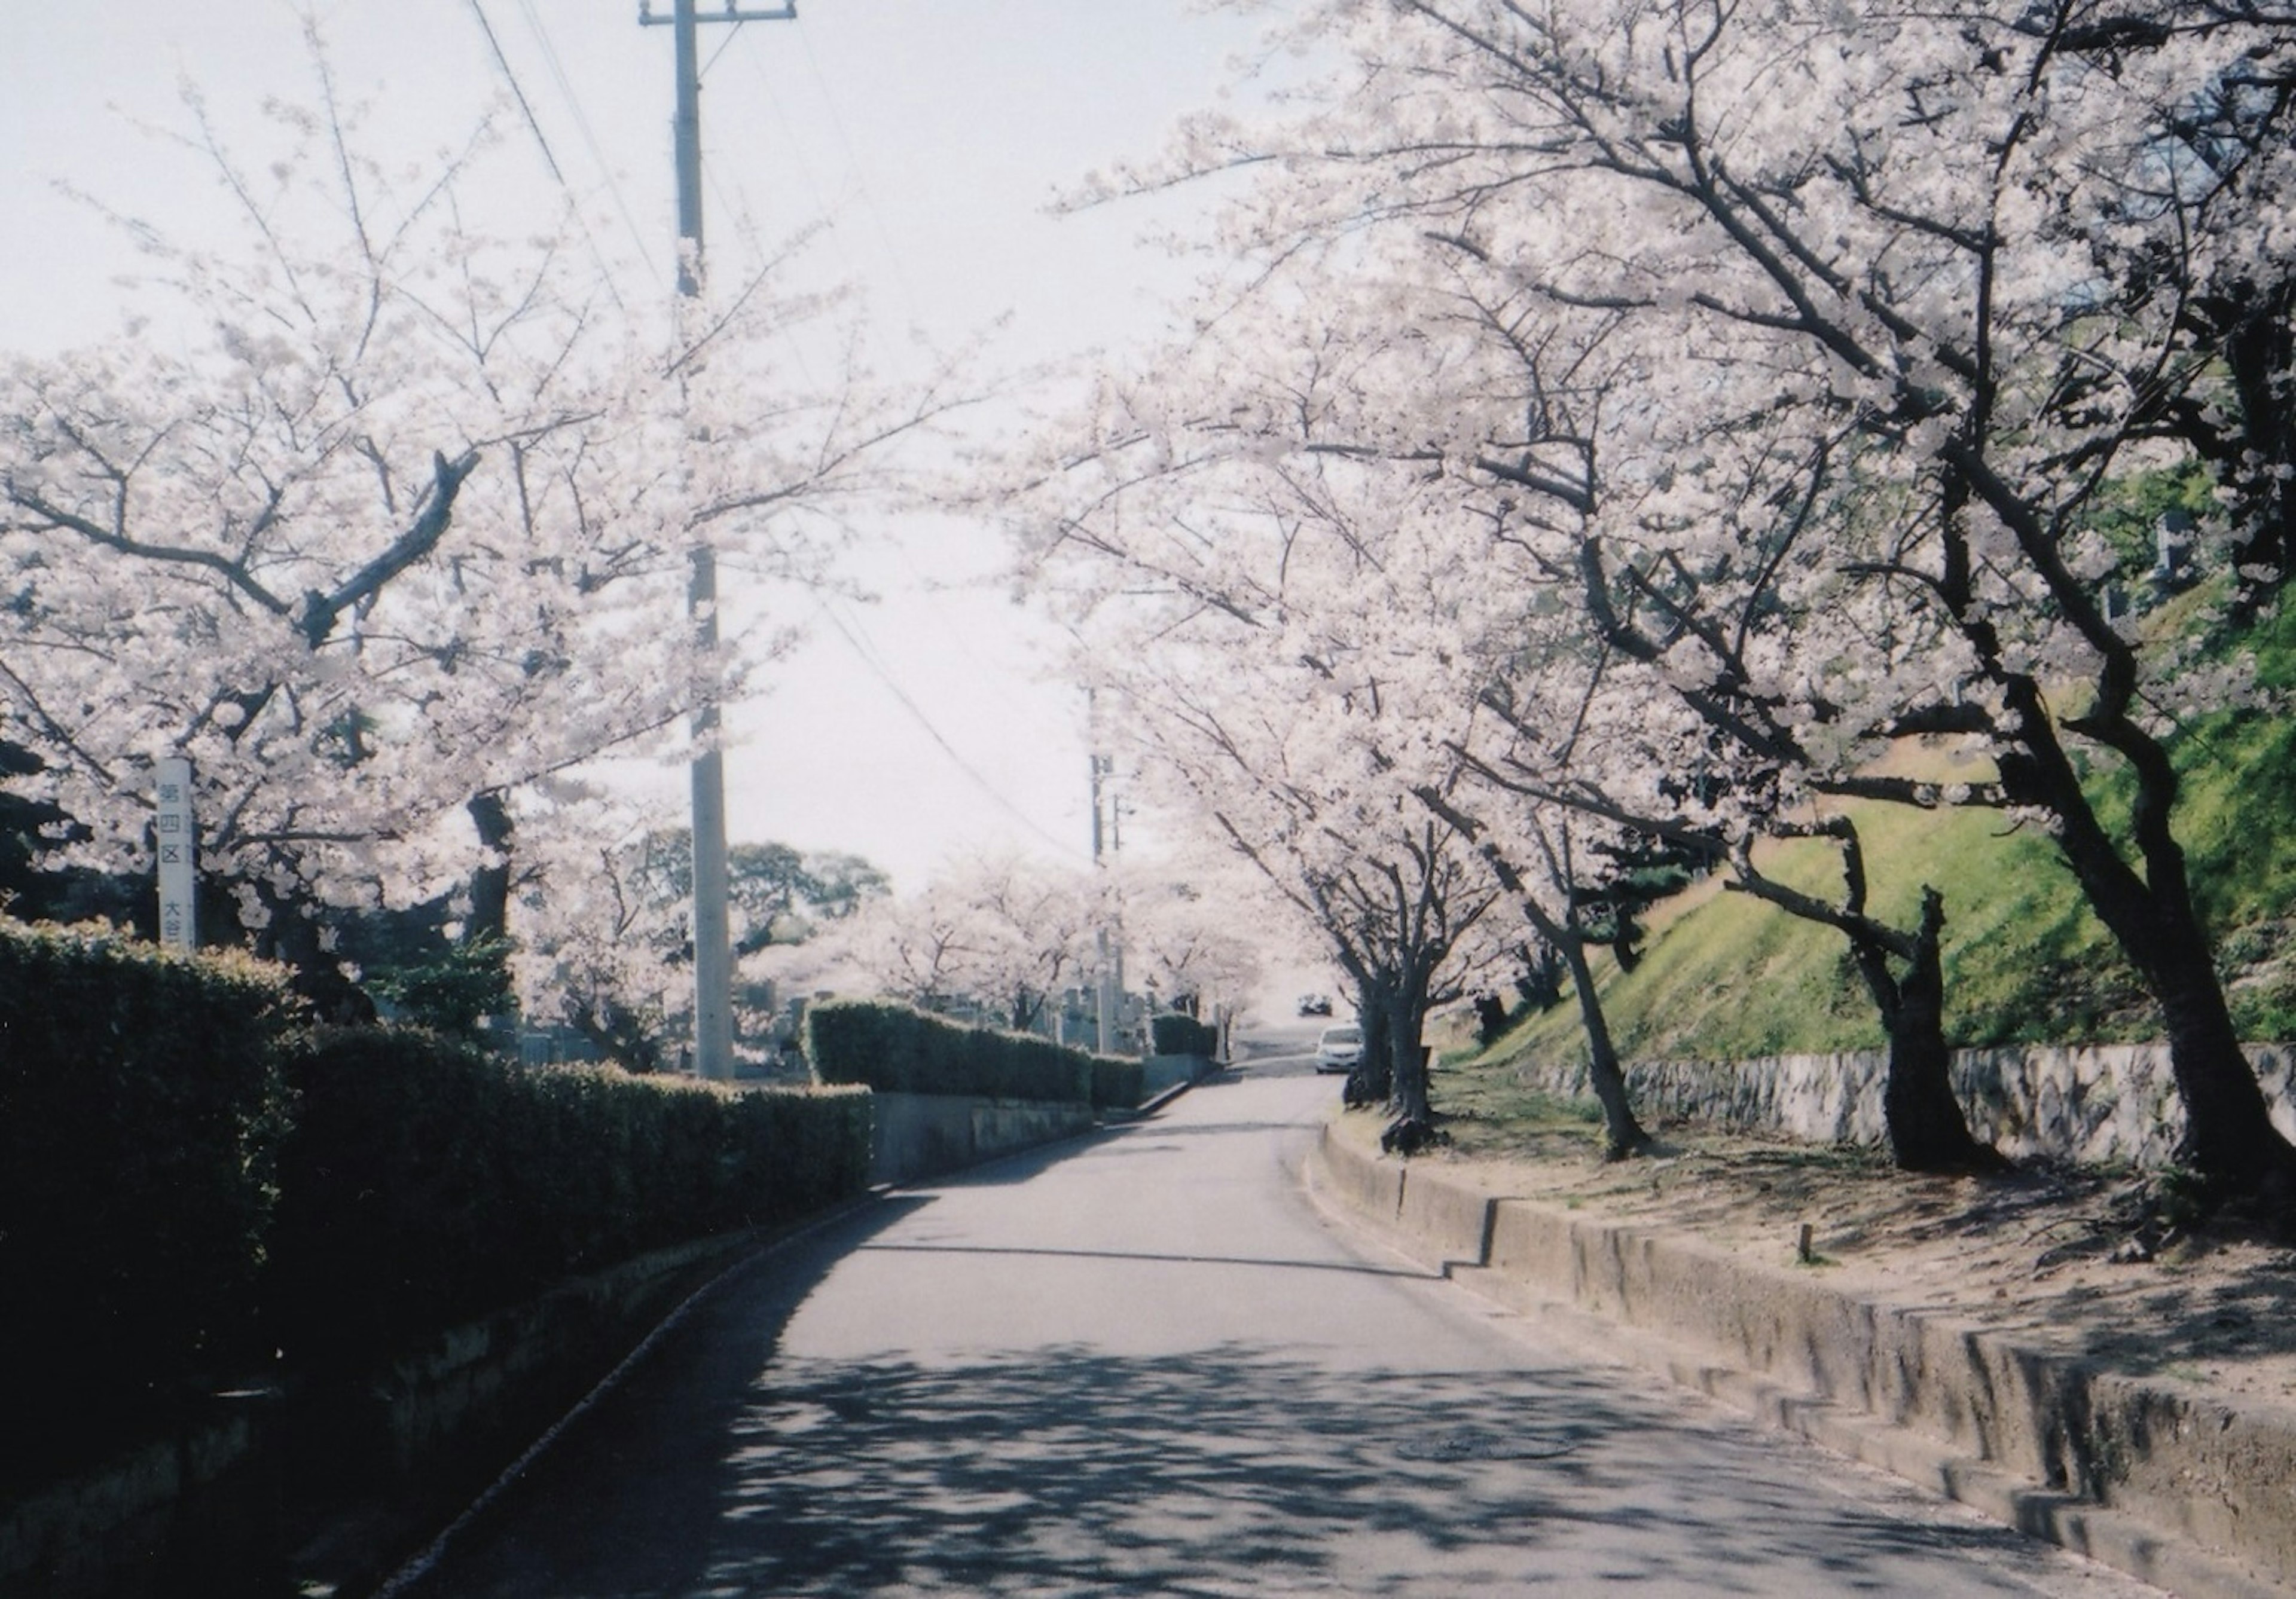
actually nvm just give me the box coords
[1091,748,1120,1055]
[642,0,797,1079]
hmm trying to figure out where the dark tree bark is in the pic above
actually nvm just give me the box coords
[1473,990,1510,1045]
[251,876,375,1025]
[570,996,669,1074]
[1347,973,1397,1109]
[1728,820,2000,1173]
[1415,785,1651,1159]
[465,790,514,950]
[1987,680,2296,1203]
[1847,891,2002,1174]
[1379,960,1442,1154]
[1547,915,1651,1161]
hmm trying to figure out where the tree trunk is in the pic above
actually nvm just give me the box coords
[252,880,376,1026]
[1999,702,2296,1203]
[1379,967,1442,1155]
[2152,928,2295,1196]
[2207,280,2296,627]
[1555,929,1650,1160]
[1842,889,2001,1173]
[1348,976,1396,1108]
[466,791,514,949]
[572,996,667,1074]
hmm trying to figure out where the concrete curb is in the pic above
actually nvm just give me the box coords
[1308,1123,2294,1599]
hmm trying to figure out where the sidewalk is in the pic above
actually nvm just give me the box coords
[1305,1109,2296,1599]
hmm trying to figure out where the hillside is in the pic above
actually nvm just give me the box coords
[1481,605,2296,1072]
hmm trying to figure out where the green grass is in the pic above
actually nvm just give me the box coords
[1427,1047,1611,1163]
[1482,607,2296,1071]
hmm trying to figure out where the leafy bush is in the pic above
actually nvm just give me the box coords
[267,1028,872,1368]
[805,999,1094,1103]
[0,923,299,1467]
[365,931,514,1037]
[1091,1055,1147,1111]
[1150,1013,1219,1057]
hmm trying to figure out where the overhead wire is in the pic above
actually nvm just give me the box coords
[705,19,1072,858]
[814,598,1089,862]
[475,9,1068,864]
[708,15,936,355]
[463,0,631,313]
[465,0,569,189]
[785,22,930,334]
[512,0,663,287]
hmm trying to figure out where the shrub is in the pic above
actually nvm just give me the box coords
[1150,1013,1219,1058]
[1091,1054,1146,1111]
[0,922,299,1469]
[805,998,1094,1103]
[267,1028,871,1368]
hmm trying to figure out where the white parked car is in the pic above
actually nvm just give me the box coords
[1314,1024,1364,1074]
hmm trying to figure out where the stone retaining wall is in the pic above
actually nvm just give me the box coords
[1141,1051,1214,1101]
[1516,1042,2296,1166]
[0,1228,756,1598]
[868,1092,1097,1187]
[1312,1126,2294,1598]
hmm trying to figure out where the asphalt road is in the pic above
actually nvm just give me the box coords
[399,1039,2154,1597]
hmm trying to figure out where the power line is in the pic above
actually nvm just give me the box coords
[736,22,929,337]
[701,18,748,78]
[465,0,567,189]
[463,0,631,313]
[512,0,662,285]
[814,598,1089,862]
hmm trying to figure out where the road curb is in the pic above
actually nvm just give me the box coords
[364,1193,884,1598]
[1306,1121,2292,1599]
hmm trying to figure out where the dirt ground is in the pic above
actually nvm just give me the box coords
[1398,1086,2296,1421]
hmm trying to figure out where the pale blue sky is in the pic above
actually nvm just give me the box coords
[1,0,1279,890]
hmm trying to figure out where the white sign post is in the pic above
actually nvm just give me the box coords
[155,756,196,950]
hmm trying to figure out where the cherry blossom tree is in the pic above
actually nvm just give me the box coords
[506,787,891,1071]
[1009,258,1998,1161]
[0,55,964,1013]
[835,852,1103,1035]
[1120,861,1268,1022]
[1096,0,2296,1199]
[1007,339,1518,1144]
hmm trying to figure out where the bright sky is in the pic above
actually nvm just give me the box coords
[0,0,1280,893]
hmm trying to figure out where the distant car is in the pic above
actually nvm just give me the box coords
[1314,1023,1364,1074]
[1297,992,1333,1016]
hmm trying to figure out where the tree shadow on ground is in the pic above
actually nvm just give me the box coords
[411,1210,2089,1598]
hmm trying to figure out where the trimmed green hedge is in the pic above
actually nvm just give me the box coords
[806,999,1096,1104]
[0,923,299,1465]
[268,1029,872,1369]
[1090,1055,1146,1112]
[1,922,875,1466]
[1150,1013,1219,1058]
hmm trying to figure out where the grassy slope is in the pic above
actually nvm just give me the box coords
[1483,608,2296,1072]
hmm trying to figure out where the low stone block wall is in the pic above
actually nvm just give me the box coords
[1315,1126,2296,1594]
[1516,1042,2296,1167]
[362,1229,752,1477]
[869,1092,1096,1187]
[0,1408,268,1598]
[0,1228,758,1598]
[1141,1052,1213,1100]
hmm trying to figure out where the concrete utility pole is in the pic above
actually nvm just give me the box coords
[1091,750,1120,1054]
[642,0,796,1080]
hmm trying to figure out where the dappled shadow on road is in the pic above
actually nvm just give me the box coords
[1083,1119,1320,1145]
[419,1331,2086,1597]
[856,1240,1433,1282]
[890,1108,1318,1194]
[397,1194,931,1599]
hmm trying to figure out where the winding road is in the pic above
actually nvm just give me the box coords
[399,1037,2154,1597]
